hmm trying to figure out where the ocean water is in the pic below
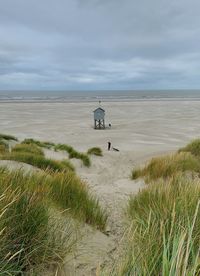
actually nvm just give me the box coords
[0,90,200,102]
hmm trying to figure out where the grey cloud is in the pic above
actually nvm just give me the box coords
[0,0,200,90]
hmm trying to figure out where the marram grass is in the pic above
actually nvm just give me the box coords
[48,171,107,230]
[0,133,18,141]
[55,143,91,167]
[0,167,107,273]
[132,152,200,181]
[87,147,103,156]
[0,167,76,274]
[179,138,200,157]
[2,151,74,172]
[110,175,200,275]
[22,138,55,149]
[12,143,44,156]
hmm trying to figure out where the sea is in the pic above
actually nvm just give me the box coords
[0,90,200,103]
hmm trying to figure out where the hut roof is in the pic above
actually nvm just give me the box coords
[93,107,105,113]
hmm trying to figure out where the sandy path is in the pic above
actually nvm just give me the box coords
[62,147,177,276]
[60,150,145,276]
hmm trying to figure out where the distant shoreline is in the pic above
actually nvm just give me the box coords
[1,90,200,103]
[2,97,200,103]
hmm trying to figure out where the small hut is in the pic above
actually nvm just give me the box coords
[93,107,105,129]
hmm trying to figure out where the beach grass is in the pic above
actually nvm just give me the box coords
[87,147,103,156]
[0,133,18,141]
[12,143,44,156]
[0,140,9,154]
[0,167,75,274]
[48,171,107,230]
[22,138,55,149]
[0,166,107,273]
[111,175,200,275]
[179,139,200,157]
[55,143,91,167]
[132,152,200,181]
[2,152,74,172]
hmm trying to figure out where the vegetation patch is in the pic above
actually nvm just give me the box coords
[0,140,9,154]
[0,166,107,273]
[22,138,55,149]
[2,152,74,172]
[112,175,200,275]
[0,133,18,141]
[48,172,107,230]
[55,143,91,167]
[0,168,75,274]
[179,139,200,157]
[12,143,44,156]
[132,152,200,181]
[87,147,103,156]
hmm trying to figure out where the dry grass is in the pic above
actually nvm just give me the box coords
[0,168,76,274]
[132,152,200,181]
[48,171,107,230]
[12,143,44,156]
[179,139,200,157]
[110,175,200,275]
[2,151,75,172]
[0,166,107,273]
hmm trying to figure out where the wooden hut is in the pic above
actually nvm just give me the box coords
[93,107,105,129]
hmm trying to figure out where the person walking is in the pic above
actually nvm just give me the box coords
[108,141,111,151]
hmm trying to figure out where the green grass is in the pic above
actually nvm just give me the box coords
[55,144,91,167]
[2,152,74,172]
[12,143,44,156]
[132,152,200,181]
[0,133,18,141]
[87,147,103,156]
[22,138,55,149]
[0,167,107,273]
[69,151,91,167]
[2,136,91,167]
[48,172,107,231]
[179,139,200,157]
[54,143,74,155]
[0,140,9,154]
[111,175,200,275]
[0,167,75,274]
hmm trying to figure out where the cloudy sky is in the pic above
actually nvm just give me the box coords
[0,0,200,90]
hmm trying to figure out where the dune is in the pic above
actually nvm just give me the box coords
[1,100,200,274]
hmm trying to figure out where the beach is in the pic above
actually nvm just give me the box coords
[1,100,200,152]
[0,99,200,274]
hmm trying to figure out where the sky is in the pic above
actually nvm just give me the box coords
[0,0,200,91]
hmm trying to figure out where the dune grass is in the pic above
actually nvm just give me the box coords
[179,139,200,157]
[48,172,107,231]
[87,147,103,156]
[0,133,18,141]
[55,143,91,167]
[22,138,55,149]
[132,152,200,181]
[2,152,74,172]
[1,135,91,167]
[0,167,75,274]
[12,143,44,156]
[0,140,9,154]
[0,167,107,273]
[111,175,200,275]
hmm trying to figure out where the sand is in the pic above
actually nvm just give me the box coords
[1,100,200,275]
